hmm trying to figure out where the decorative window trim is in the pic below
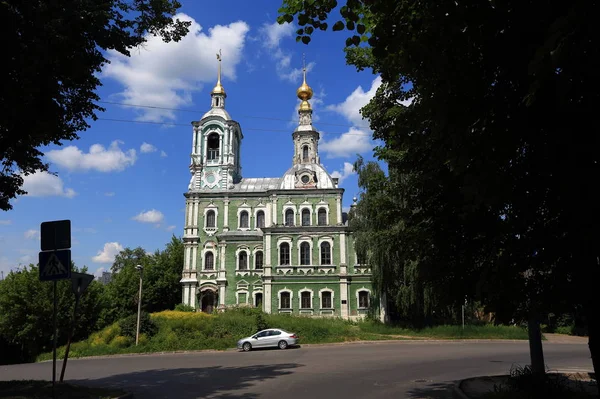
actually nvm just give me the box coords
[235,246,250,271]
[317,237,334,265]
[319,288,335,309]
[299,204,313,226]
[316,205,330,226]
[205,131,223,164]
[299,287,314,309]
[252,290,264,308]
[235,289,250,305]
[297,237,313,266]
[236,279,249,290]
[282,205,296,226]
[203,205,219,235]
[356,288,371,309]
[237,206,251,231]
[253,249,264,270]
[278,288,293,310]
[277,237,293,266]
[203,250,216,271]
[254,208,266,230]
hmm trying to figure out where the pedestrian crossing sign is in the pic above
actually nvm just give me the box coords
[39,250,71,281]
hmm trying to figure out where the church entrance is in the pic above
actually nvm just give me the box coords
[255,293,263,308]
[200,290,217,313]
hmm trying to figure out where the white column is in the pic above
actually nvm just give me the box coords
[340,277,349,319]
[339,233,347,265]
[183,285,189,305]
[218,243,227,307]
[223,199,230,231]
[192,127,198,155]
[190,285,197,308]
[271,195,278,225]
[184,244,192,270]
[264,233,272,313]
[192,199,199,235]
[336,195,342,224]
[266,202,272,227]
[191,246,198,271]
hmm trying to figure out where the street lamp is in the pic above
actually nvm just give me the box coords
[135,265,144,346]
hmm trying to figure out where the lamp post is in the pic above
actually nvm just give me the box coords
[135,265,144,346]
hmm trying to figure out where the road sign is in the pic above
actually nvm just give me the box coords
[41,220,71,251]
[39,250,71,281]
[70,272,94,296]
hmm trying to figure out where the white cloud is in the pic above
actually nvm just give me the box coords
[160,150,168,158]
[21,171,77,198]
[93,267,106,278]
[46,140,137,172]
[165,225,176,232]
[24,229,39,240]
[328,76,381,127]
[331,162,356,184]
[103,14,250,122]
[92,242,124,264]
[140,142,157,153]
[320,127,372,158]
[259,22,314,83]
[105,192,115,197]
[132,209,164,224]
[0,220,11,225]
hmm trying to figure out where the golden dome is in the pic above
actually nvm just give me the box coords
[296,67,313,102]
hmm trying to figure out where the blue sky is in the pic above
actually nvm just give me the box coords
[0,0,385,278]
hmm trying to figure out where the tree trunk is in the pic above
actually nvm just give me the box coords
[528,313,545,375]
[586,305,600,397]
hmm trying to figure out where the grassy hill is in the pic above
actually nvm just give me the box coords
[37,308,529,361]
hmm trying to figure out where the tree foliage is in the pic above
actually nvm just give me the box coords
[280,0,600,380]
[0,0,191,210]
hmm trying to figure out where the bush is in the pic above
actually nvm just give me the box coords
[118,312,158,340]
[174,304,196,312]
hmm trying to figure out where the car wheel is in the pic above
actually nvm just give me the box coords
[242,342,252,352]
[278,340,288,350]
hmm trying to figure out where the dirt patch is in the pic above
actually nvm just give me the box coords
[543,333,588,344]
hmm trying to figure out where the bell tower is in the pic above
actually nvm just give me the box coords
[188,50,243,191]
[292,58,320,166]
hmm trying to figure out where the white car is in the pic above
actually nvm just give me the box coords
[237,328,299,351]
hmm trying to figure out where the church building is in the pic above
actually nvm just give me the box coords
[180,54,377,320]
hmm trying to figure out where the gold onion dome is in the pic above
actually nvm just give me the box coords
[297,65,313,111]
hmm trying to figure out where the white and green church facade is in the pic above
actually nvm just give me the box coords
[180,58,380,320]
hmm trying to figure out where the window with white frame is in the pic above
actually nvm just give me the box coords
[285,209,294,226]
[301,209,311,226]
[300,291,312,309]
[280,291,291,309]
[204,252,214,270]
[239,211,249,228]
[317,208,327,226]
[255,251,263,269]
[300,242,311,265]
[256,210,265,228]
[238,251,248,270]
[321,291,332,308]
[279,243,290,265]
[358,290,370,308]
[206,210,216,228]
[320,242,331,265]
[207,133,220,161]
[302,145,309,162]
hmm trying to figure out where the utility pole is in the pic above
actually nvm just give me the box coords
[135,265,144,345]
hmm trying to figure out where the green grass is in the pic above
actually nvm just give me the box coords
[0,380,127,399]
[36,309,528,361]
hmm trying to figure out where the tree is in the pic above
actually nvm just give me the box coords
[0,0,190,210]
[279,0,600,384]
[0,264,104,364]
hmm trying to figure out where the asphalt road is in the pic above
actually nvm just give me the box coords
[1,341,593,399]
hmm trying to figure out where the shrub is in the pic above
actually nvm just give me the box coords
[556,325,574,335]
[118,312,158,340]
[110,335,132,349]
[174,304,196,312]
[256,312,268,331]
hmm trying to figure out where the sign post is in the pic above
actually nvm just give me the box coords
[39,220,72,396]
[60,272,94,382]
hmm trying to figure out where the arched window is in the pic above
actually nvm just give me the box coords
[300,242,311,265]
[280,243,290,265]
[320,242,331,265]
[238,252,248,270]
[302,145,309,162]
[280,292,291,309]
[239,211,249,228]
[256,211,265,229]
[358,291,370,308]
[300,291,312,309]
[255,251,263,269]
[301,209,311,226]
[207,133,219,161]
[204,252,214,270]
[206,210,216,228]
[317,208,327,226]
[321,291,332,308]
[285,209,294,226]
